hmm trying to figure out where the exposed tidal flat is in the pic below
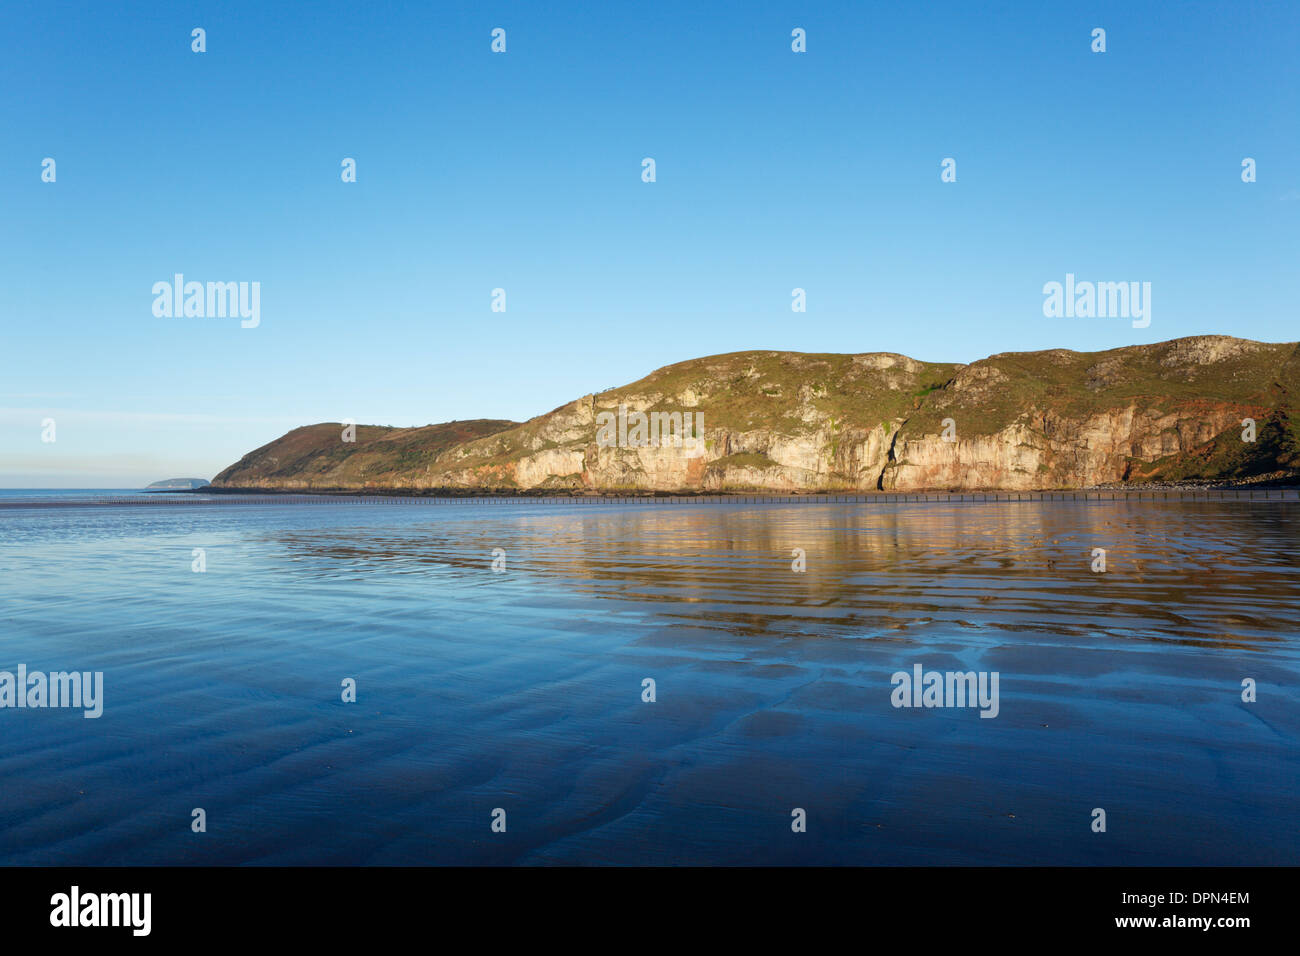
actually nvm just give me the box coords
[0,494,1296,865]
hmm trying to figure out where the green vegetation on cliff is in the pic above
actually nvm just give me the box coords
[212,337,1300,493]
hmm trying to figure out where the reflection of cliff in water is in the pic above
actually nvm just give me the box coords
[260,500,1300,653]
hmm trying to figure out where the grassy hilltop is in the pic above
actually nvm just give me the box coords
[213,336,1300,493]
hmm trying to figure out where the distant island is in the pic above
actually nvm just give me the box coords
[211,336,1299,495]
[145,478,210,491]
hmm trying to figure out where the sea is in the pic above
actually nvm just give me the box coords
[1,488,1297,865]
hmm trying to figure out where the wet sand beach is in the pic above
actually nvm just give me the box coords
[1,495,1296,864]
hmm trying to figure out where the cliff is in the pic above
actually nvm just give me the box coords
[211,336,1300,493]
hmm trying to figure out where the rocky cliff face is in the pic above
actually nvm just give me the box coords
[212,336,1300,493]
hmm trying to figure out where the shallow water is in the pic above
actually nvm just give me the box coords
[1,496,1296,865]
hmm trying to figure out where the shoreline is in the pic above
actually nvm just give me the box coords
[26,485,1298,509]
[193,473,1300,498]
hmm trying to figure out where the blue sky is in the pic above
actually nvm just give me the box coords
[2,0,1297,485]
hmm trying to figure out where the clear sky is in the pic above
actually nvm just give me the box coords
[2,0,1297,486]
